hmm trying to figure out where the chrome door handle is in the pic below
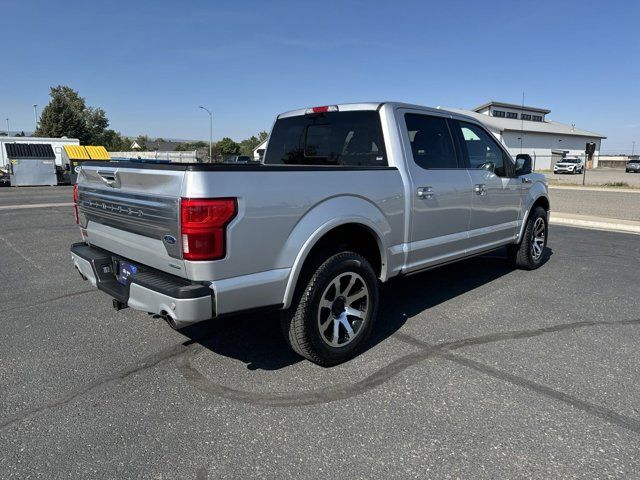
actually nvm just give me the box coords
[474,184,487,196]
[417,186,434,199]
[521,177,532,183]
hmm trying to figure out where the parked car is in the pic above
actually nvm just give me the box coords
[553,158,584,174]
[625,159,640,173]
[70,102,549,366]
[0,169,10,186]
[223,155,253,164]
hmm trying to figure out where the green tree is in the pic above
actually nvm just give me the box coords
[175,141,208,151]
[35,86,88,142]
[239,131,269,156]
[217,137,240,156]
[35,85,125,148]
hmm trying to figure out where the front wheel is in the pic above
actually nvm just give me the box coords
[281,252,379,366]
[507,206,548,270]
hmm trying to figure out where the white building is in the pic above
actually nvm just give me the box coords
[446,101,606,169]
[0,136,80,168]
[252,138,268,161]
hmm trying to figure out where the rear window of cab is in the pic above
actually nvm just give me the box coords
[264,111,388,166]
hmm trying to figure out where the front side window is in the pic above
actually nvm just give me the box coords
[264,111,387,166]
[404,114,458,169]
[455,121,511,177]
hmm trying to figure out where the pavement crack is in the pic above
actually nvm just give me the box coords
[439,349,640,435]
[178,317,640,423]
[4,289,95,313]
[0,234,44,272]
[0,341,193,431]
[436,318,640,351]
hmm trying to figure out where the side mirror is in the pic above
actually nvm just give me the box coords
[515,154,532,176]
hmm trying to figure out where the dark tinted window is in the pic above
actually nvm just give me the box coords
[264,111,387,166]
[506,112,518,119]
[493,110,506,117]
[521,114,532,121]
[405,114,457,169]
[532,115,542,122]
[456,121,511,177]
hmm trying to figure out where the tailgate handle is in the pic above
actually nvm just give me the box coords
[97,170,119,187]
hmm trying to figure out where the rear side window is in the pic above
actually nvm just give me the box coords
[264,111,387,166]
[404,114,458,169]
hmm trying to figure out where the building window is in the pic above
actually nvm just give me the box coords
[506,112,518,119]
[521,114,532,121]
[492,110,506,117]
[532,115,542,122]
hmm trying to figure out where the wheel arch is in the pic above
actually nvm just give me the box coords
[280,203,390,310]
[517,188,550,243]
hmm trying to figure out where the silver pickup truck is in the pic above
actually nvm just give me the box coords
[70,102,549,366]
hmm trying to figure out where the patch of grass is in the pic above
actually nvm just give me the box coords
[602,182,630,188]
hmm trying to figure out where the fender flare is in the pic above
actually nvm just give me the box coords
[517,185,550,242]
[279,196,391,309]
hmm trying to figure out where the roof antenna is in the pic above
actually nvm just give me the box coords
[520,91,525,153]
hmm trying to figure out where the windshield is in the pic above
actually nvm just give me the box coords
[264,111,387,166]
[561,158,579,163]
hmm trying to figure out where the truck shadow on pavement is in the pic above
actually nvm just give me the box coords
[178,247,553,371]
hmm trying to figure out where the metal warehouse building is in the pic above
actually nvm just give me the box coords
[447,101,606,170]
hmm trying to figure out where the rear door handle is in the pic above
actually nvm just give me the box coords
[417,186,434,199]
[474,184,487,196]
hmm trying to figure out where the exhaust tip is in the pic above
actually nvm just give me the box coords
[160,311,181,330]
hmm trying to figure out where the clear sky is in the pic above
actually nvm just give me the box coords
[1,0,638,152]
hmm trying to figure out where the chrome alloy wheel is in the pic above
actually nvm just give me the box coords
[531,217,546,260]
[317,272,369,347]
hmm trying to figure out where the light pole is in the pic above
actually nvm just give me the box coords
[632,141,636,157]
[199,106,213,162]
[5,118,9,136]
[33,104,38,132]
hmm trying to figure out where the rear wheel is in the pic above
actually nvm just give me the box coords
[507,206,548,270]
[281,251,379,366]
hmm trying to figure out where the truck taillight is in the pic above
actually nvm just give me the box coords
[73,184,79,224]
[180,198,237,261]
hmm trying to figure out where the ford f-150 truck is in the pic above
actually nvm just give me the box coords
[70,102,549,366]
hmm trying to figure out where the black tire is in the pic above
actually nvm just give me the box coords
[507,206,548,270]
[281,251,379,366]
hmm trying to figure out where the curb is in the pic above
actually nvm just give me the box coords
[550,213,640,235]
[548,185,640,193]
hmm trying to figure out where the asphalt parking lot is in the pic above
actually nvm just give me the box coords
[1,187,640,479]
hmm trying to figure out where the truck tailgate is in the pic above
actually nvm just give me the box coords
[77,164,188,278]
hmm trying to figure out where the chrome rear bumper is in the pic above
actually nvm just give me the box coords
[71,242,213,328]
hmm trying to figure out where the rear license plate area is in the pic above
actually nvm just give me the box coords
[116,260,138,285]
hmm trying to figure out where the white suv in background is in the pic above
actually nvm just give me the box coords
[553,158,584,174]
